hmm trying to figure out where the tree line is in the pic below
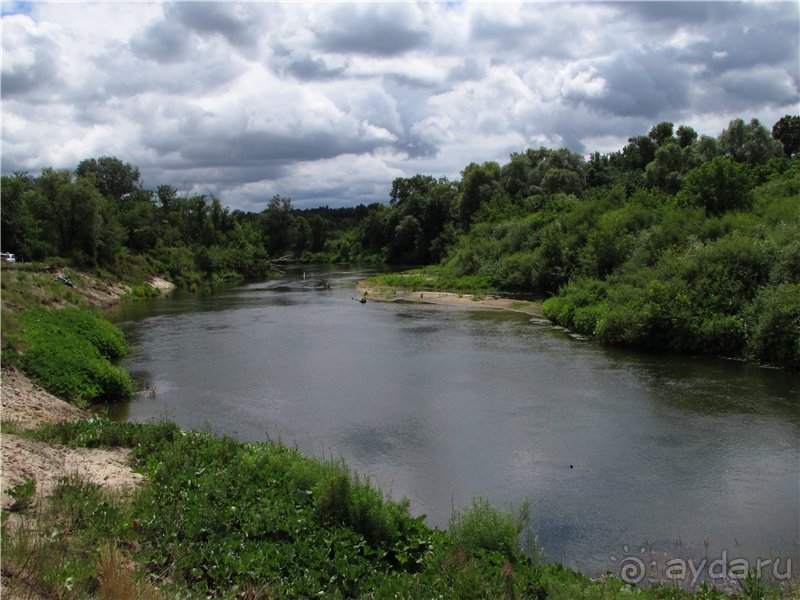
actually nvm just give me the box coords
[2,115,798,367]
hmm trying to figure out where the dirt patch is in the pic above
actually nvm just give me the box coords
[1,368,143,510]
[357,283,544,316]
[1,435,143,510]
[1,368,86,429]
[145,275,176,292]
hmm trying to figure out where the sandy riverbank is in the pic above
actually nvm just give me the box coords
[0,371,144,511]
[356,282,544,316]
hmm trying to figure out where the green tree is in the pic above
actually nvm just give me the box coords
[458,162,501,228]
[620,135,657,170]
[696,135,720,161]
[772,115,800,157]
[676,125,698,148]
[719,118,782,165]
[645,141,702,194]
[76,156,140,201]
[648,121,675,146]
[49,176,106,264]
[678,157,754,216]
[262,195,295,256]
[1,173,37,259]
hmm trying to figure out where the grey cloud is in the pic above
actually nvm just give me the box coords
[165,2,260,48]
[285,182,388,209]
[1,34,60,98]
[180,130,381,166]
[315,6,429,56]
[564,50,689,119]
[284,56,345,81]
[689,20,798,75]
[623,1,728,24]
[447,57,488,84]
[394,136,439,159]
[142,117,394,174]
[468,7,586,59]
[471,16,540,47]
[131,20,190,63]
[1,48,58,97]
[156,163,288,187]
[718,70,799,107]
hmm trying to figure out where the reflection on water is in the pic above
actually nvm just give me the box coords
[105,265,800,575]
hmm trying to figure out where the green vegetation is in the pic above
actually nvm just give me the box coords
[2,115,800,369]
[2,114,798,370]
[4,307,134,406]
[6,415,790,599]
[365,118,800,370]
[364,266,495,294]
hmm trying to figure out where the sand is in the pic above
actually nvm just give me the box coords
[1,369,143,510]
[356,283,544,316]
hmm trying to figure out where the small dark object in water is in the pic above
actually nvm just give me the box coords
[570,464,573,469]
[352,297,366,304]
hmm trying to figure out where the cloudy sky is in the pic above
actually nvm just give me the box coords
[2,1,798,211]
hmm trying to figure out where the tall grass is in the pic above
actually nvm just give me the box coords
[10,416,781,598]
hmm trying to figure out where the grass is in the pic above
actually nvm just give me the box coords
[6,415,794,599]
[4,307,134,406]
[0,265,90,313]
[362,266,495,294]
[2,474,146,600]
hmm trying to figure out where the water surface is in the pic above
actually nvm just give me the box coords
[106,265,800,576]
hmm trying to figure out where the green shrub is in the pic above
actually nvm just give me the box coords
[31,414,180,450]
[492,251,535,291]
[448,497,530,561]
[15,308,134,405]
[6,477,36,512]
[745,283,800,369]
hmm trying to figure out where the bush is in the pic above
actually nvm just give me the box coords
[745,283,800,369]
[15,308,134,405]
[448,497,530,561]
[678,156,754,215]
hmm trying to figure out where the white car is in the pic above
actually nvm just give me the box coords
[1,253,16,263]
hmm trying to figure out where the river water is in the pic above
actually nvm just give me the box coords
[106,265,799,577]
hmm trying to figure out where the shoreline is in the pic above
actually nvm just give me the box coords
[356,282,545,317]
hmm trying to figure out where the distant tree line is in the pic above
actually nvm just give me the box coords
[2,115,798,367]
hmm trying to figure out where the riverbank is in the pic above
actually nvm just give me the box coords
[2,268,797,598]
[0,267,170,508]
[1,368,144,512]
[357,282,544,316]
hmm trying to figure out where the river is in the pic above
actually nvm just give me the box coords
[105,265,799,578]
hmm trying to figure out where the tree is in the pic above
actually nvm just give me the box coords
[262,195,295,256]
[1,173,37,259]
[696,135,720,161]
[772,115,800,157]
[586,152,612,188]
[76,156,141,201]
[644,141,702,194]
[678,156,754,216]
[621,135,657,170]
[45,176,106,264]
[390,215,423,263]
[389,174,437,207]
[719,118,782,165]
[458,162,501,229]
[648,121,675,146]
[676,125,698,148]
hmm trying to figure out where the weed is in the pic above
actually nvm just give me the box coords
[449,497,531,561]
[6,476,36,512]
